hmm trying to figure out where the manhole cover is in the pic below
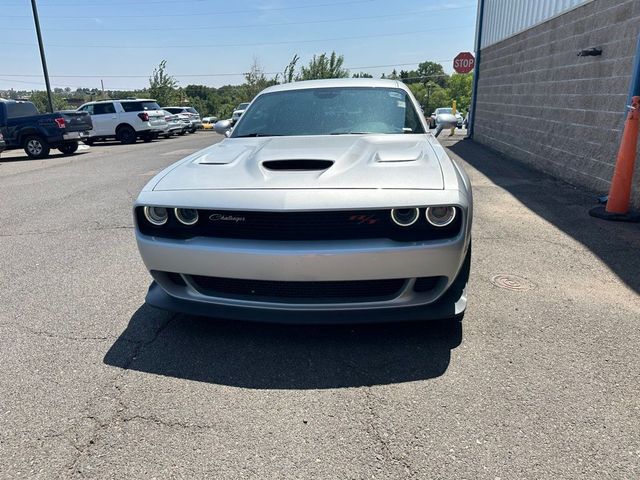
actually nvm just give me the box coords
[491,274,537,291]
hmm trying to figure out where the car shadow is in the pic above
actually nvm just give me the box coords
[0,150,91,163]
[104,304,462,389]
[447,139,640,293]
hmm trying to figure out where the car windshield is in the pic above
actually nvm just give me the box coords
[232,87,424,137]
[437,108,453,114]
[237,103,250,110]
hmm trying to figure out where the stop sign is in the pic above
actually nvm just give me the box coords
[453,52,475,74]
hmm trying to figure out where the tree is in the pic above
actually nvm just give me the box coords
[282,54,299,83]
[447,73,473,113]
[148,60,180,106]
[428,85,451,112]
[352,72,373,78]
[299,52,349,80]
[243,57,276,100]
[407,83,426,107]
[30,91,68,112]
[416,61,448,88]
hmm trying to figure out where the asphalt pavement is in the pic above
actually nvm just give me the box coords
[1,131,638,479]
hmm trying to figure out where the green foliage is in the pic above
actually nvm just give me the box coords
[148,60,180,106]
[29,91,69,113]
[282,55,300,83]
[428,86,452,113]
[407,83,426,103]
[447,73,473,113]
[417,61,449,88]
[299,52,349,80]
[383,61,472,115]
[243,58,278,100]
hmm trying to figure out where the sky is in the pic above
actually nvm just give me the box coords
[0,0,478,92]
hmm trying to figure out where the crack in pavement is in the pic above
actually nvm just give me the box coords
[61,313,177,478]
[121,414,215,432]
[361,387,418,478]
[3,322,127,343]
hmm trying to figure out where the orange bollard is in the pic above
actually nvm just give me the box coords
[606,96,639,213]
[590,96,640,222]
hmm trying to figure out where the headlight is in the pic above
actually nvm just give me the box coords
[174,208,199,225]
[143,206,168,226]
[390,208,419,227]
[425,206,456,227]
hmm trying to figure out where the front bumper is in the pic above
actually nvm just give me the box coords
[136,226,470,318]
[145,274,467,324]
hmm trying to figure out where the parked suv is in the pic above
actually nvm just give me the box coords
[163,107,202,132]
[231,102,250,125]
[77,99,167,144]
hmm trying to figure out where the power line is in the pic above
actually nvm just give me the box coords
[0,5,475,32]
[5,25,474,49]
[2,0,376,18]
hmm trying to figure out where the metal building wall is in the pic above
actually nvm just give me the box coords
[481,0,592,48]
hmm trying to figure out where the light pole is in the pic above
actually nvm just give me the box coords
[424,81,435,118]
[30,0,54,113]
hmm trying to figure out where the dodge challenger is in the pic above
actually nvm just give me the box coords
[134,79,472,323]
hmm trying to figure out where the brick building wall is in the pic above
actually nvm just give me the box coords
[473,0,640,206]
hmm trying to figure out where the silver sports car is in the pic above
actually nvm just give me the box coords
[134,79,472,323]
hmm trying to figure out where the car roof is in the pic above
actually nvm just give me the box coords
[83,98,157,104]
[259,78,405,95]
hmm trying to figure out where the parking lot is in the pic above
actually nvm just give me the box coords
[1,131,639,479]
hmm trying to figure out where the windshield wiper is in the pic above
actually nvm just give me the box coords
[234,132,283,137]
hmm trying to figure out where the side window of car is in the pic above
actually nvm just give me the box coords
[121,102,142,113]
[80,105,94,115]
[92,103,115,115]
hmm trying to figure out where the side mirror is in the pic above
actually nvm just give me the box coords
[214,119,232,134]
[436,113,457,129]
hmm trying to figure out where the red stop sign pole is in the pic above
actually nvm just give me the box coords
[453,52,475,74]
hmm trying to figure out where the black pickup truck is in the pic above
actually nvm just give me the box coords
[0,99,93,159]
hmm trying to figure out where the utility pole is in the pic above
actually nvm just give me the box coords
[101,79,105,99]
[30,0,54,113]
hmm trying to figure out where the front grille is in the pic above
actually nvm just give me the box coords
[413,276,442,292]
[136,208,462,242]
[188,275,406,303]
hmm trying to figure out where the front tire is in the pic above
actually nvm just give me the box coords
[116,125,136,144]
[23,135,50,159]
[58,142,79,155]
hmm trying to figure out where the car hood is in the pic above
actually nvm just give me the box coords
[152,134,444,191]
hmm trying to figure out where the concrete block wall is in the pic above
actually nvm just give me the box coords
[474,0,640,206]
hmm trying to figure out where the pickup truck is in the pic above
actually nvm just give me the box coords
[0,99,93,159]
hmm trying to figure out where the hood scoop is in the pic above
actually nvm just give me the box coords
[262,159,334,171]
